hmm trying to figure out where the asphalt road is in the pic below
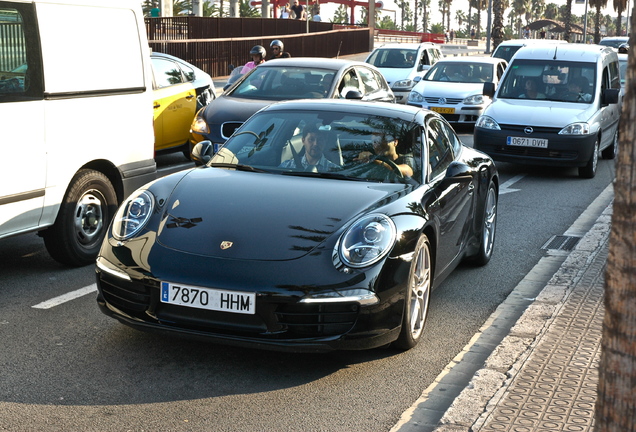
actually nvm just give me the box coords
[0,125,616,431]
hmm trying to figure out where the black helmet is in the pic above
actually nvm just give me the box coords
[618,43,628,54]
[250,45,266,58]
[270,40,284,50]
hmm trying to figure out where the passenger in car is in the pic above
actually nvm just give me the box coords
[519,78,546,99]
[279,126,340,172]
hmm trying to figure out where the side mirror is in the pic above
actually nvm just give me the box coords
[601,88,619,105]
[345,89,363,99]
[413,76,422,84]
[483,82,495,98]
[191,140,214,166]
[441,161,473,188]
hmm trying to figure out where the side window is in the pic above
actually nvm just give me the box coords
[179,62,195,82]
[601,67,610,92]
[421,50,430,66]
[0,3,42,102]
[357,67,380,94]
[152,57,185,88]
[338,69,360,97]
[608,61,620,89]
[426,117,454,180]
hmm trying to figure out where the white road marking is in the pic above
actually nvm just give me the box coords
[32,284,97,309]
[499,174,525,195]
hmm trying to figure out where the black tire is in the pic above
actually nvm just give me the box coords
[579,139,599,179]
[467,180,498,266]
[394,234,432,350]
[43,169,117,266]
[601,130,618,160]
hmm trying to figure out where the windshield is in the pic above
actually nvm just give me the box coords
[497,60,596,103]
[229,66,336,100]
[599,38,628,48]
[367,48,418,69]
[210,109,423,184]
[424,62,494,83]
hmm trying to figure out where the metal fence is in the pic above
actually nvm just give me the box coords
[146,17,371,78]
[0,23,26,71]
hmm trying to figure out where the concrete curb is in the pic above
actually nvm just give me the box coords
[431,191,613,431]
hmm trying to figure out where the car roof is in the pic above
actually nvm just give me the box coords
[258,98,425,120]
[260,57,374,70]
[373,43,440,50]
[434,55,505,65]
[496,38,567,47]
[511,43,617,62]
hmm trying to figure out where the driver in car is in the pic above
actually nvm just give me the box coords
[354,133,415,177]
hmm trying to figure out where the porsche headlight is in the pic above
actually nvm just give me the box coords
[190,107,210,134]
[559,122,590,135]
[338,214,397,268]
[475,115,501,130]
[464,94,485,105]
[393,79,414,89]
[112,190,155,240]
[408,91,424,103]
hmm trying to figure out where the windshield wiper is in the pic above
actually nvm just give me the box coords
[208,163,268,173]
[281,171,367,181]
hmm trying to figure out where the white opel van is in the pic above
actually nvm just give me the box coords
[475,44,621,178]
[0,0,157,266]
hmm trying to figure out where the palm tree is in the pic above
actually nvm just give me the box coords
[589,0,608,43]
[595,37,636,432]
[544,2,558,19]
[444,0,453,31]
[613,0,627,35]
[563,0,573,41]
[333,5,349,24]
[240,0,260,17]
[493,0,506,49]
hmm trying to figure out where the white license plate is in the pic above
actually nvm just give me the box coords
[507,136,548,148]
[161,282,255,315]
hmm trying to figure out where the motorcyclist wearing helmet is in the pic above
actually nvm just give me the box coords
[240,45,266,73]
[269,40,291,60]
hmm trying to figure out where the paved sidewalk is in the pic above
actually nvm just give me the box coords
[430,198,612,431]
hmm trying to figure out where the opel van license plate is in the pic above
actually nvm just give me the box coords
[507,136,548,148]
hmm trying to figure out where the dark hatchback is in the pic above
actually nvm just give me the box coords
[96,100,498,352]
[189,57,395,150]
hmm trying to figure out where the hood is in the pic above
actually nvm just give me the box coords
[204,95,271,139]
[413,81,485,98]
[153,168,405,261]
[377,67,419,86]
[483,99,596,127]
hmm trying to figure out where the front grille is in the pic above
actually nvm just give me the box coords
[500,124,562,134]
[424,97,463,105]
[221,122,243,139]
[276,302,359,336]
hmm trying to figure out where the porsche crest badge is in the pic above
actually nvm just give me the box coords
[220,241,233,250]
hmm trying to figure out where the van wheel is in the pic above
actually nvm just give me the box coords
[43,169,117,266]
[579,140,599,179]
[393,234,432,350]
[601,130,618,159]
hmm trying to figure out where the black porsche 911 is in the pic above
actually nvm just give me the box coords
[96,99,498,352]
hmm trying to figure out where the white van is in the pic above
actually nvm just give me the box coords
[366,43,443,103]
[475,44,621,179]
[492,38,567,63]
[0,0,157,266]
